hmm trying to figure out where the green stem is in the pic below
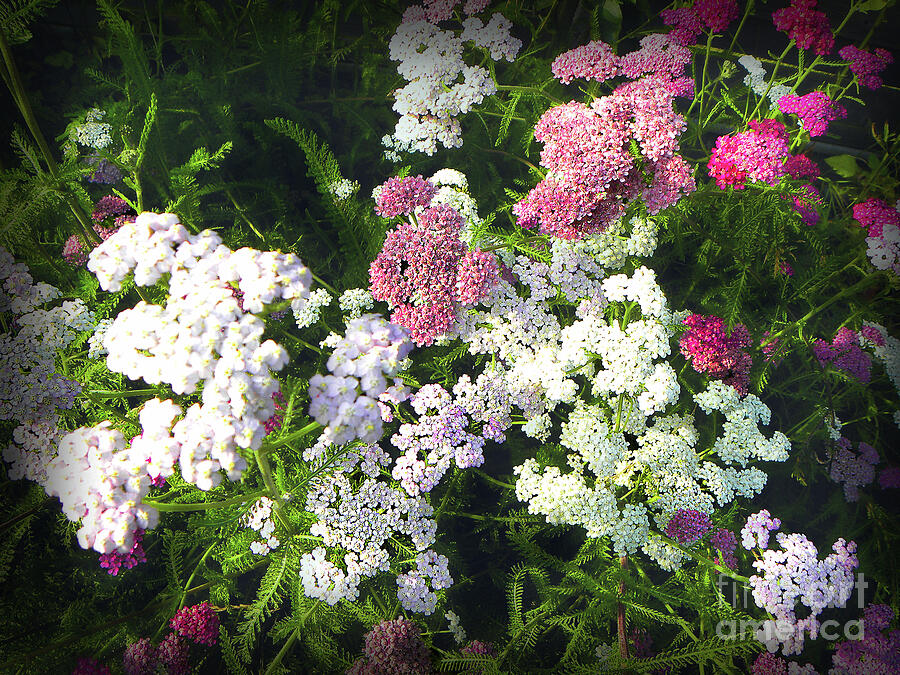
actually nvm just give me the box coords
[144,489,268,512]
[262,421,322,452]
[0,29,100,245]
[179,542,217,610]
[473,468,515,491]
[264,627,301,675]
[747,41,794,122]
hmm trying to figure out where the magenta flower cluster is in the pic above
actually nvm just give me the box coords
[661,0,740,45]
[839,45,894,90]
[852,197,900,239]
[71,658,112,675]
[679,314,753,396]
[374,175,437,218]
[778,91,846,137]
[772,0,834,55]
[369,202,498,345]
[707,119,789,190]
[830,436,878,502]
[347,618,432,675]
[98,528,147,575]
[664,508,712,544]
[169,601,220,646]
[91,194,133,223]
[811,327,872,383]
[519,35,696,239]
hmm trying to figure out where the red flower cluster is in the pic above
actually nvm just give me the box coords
[679,314,753,395]
[169,601,220,646]
[772,0,834,55]
[852,197,900,238]
[661,0,740,45]
[778,91,846,137]
[839,45,893,90]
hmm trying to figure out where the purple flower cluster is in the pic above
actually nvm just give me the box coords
[831,604,899,673]
[98,528,147,575]
[92,195,133,223]
[811,327,872,383]
[778,92,846,137]
[661,0,740,45]
[391,384,486,496]
[347,618,432,675]
[679,314,753,396]
[84,155,123,184]
[707,120,790,190]
[772,0,834,55]
[170,601,219,646]
[750,533,858,655]
[664,508,712,544]
[839,45,894,90]
[71,658,112,675]
[710,528,738,569]
[750,652,817,674]
[374,175,437,218]
[741,510,781,550]
[122,638,158,675]
[156,633,190,675]
[830,436,878,502]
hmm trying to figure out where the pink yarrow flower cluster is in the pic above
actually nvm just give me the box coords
[661,0,740,45]
[778,91,846,137]
[679,314,753,396]
[98,528,147,575]
[831,604,900,673]
[664,509,712,544]
[369,200,499,345]
[707,119,790,190]
[522,35,696,239]
[347,618,432,675]
[170,601,220,646]
[852,197,900,239]
[811,327,872,383]
[772,0,834,55]
[374,175,437,217]
[839,45,893,90]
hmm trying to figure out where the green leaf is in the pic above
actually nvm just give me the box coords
[857,0,887,11]
[825,154,860,178]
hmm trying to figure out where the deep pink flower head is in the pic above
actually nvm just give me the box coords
[680,314,753,395]
[370,203,497,345]
[710,528,738,569]
[665,509,712,544]
[694,0,740,32]
[783,154,820,180]
[375,175,437,218]
[92,194,133,223]
[707,122,789,190]
[72,658,112,675]
[170,601,219,646]
[812,327,871,383]
[661,7,704,46]
[99,529,147,575]
[772,0,834,55]
[839,45,893,89]
[778,92,847,137]
[852,197,900,238]
[156,633,190,675]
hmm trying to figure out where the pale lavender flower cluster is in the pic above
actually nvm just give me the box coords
[396,549,453,614]
[391,384,487,496]
[308,314,413,446]
[300,471,439,608]
[86,213,312,490]
[830,437,878,502]
[750,532,859,656]
[741,509,782,550]
[452,369,514,442]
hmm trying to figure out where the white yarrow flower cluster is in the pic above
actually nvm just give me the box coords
[384,6,520,156]
[87,212,311,490]
[338,288,375,319]
[327,178,359,201]
[74,108,113,149]
[44,422,157,554]
[866,223,900,276]
[293,288,333,329]
[738,55,792,105]
[245,497,280,555]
